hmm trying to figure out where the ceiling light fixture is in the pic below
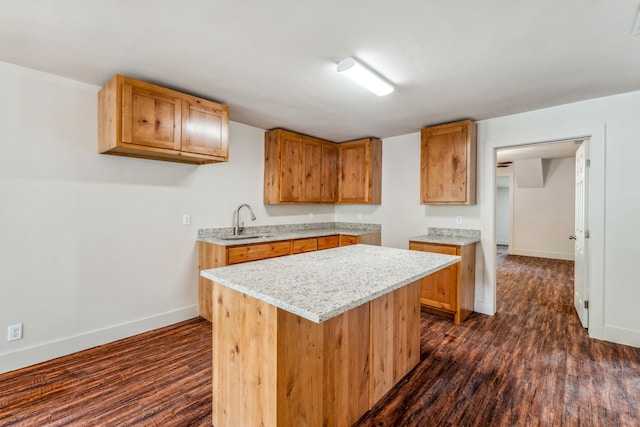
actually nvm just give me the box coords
[336,57,394,96]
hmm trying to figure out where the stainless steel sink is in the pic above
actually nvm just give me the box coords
[218,234,274,241]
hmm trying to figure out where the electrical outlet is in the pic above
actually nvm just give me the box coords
[7,324,22,341]
[309,212,314,220]
[456,216,463,225]
[357,213,362,221]
[182,214,191,226]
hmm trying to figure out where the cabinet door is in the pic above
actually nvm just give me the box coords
[421,120,476,205]
[227,241,292,265]
[338,141,369,203]
[339,235,359,246]
[317,235,339,250]
[420,265,457,311]
[181,98,229,158]
[292,238,318,254]
[279,133,305,202]
[302,137,323,202]
[122,82,182,150]
[320,142,338,203]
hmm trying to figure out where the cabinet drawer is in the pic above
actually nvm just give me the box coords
[340,235,359,246]
[409,242,458,256]
[292,238,318,254]
[227,241,291,265]
[317,235,340,250]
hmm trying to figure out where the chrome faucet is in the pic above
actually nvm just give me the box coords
[233,204,256,235]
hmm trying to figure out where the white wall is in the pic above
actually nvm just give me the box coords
[510,157,575,260]
[0,62,334,373]
[479,91,640,348]
[495,177,510,246]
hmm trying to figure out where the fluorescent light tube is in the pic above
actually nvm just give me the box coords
[337,57,394,96]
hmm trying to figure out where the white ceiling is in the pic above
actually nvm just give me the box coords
[2,1,640,142]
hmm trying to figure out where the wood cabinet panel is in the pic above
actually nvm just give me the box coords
[264,129,332,204]
[338,138,382,204]
[409,240,476,324]
[292,238,318,254]
[370,280,420,404]
[421,120,476,205]
[227,241,292,265]
[99,74,229,165]
[211,278,417,427]
[123,83,181,150]
[181,98,229,157]
[303,138,323,202]
[264,130,381,205]
[280,132,304,202]
[339,235,359,246]
[419,264,457,311]
[320,142,338,202]
[317,235,339,250]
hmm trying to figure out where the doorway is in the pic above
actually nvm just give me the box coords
[494,139,585,325]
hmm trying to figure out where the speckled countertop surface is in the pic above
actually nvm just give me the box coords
[201,244,459,323]
[198,222,380,246]
[410,227,481,246]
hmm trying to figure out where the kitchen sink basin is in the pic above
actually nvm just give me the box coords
[218,234,275,241]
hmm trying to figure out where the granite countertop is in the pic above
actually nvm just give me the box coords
[201,244,459,323]
[410,227,481,246]
[198,222,380,246]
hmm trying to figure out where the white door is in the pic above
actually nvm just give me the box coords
[573,140,589,328]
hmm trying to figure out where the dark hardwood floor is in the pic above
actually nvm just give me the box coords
[1,247,639,426]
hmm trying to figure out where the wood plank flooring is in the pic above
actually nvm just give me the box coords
[1,247,639,426]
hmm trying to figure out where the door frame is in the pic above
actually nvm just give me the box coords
[482,124,605,340]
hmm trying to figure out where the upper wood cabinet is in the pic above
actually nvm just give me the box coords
[420,120,476,205]
[98,74,229,165]
[338,138,382,204]
[264,129,338,204]
[320,142,338,203]
[264,130,381,205]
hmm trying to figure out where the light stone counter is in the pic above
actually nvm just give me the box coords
[410,227,481,246]
[201,244,459,323]
[197,221,380,246]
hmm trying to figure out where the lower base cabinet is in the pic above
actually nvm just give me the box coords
[409,241,476,324]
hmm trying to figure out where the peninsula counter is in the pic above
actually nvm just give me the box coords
[201,244,459,426]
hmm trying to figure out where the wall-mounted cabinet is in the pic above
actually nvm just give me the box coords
[338,137,382,204]
[98,74,229,165]
[265,129,380,205]
[264,129,336,204]
[420,119,476,205]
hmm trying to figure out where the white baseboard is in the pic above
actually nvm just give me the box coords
[0,305,198,374]
[509,247,574,261]
[602,324,640,349]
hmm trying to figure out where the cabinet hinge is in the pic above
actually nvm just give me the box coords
[585,230,590,239]
[584,300,589,309]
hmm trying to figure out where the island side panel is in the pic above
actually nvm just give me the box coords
[369,280,421,405]
[276,309,323,426]
[212,281,278,427]
[323,302,371,427]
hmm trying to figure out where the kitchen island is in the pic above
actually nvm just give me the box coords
[201,244,459,427]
